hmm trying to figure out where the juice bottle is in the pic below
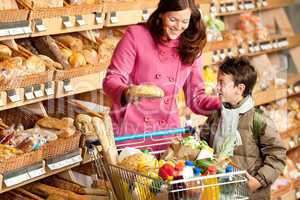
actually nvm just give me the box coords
[201,166,220,200]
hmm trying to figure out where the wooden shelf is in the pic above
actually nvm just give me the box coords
[254,74,300,106]
[215,0,295,17]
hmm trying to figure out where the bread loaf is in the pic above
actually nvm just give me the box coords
[0,44,12,60]
[43,176,86,194]
[38,55,63,69]
[83,48,98,65]
[33,36,70,69]
[128,84,165,98]
[69,52,86,68]
[56,36,83,52]
[61,48,73,59]
[37,117,70,130]
[23,55,46,75]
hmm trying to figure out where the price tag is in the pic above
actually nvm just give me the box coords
[142,9,149,22]
[24,86,35,100]
[260,42,272,50]
[220,4,226,13]
[7,89,21,102]
[28,167,46,178]
[62,16,73,28]
[35,19,46,32]
[76,15,86,26]
[45,81,54,96]
[238,2,245,9]
[272,40,278,48]
[227,48,233,57]
[0,29,9,36]
[262,0,268,7]
[33,84,44,98]
[248,44,255,53]
[244,1,255,9]
[219,49,226,60]
[95,12,103,25]
[63,80,73,92]
[23,26,32,34]
[288,140,295,148]
[71,154,83,163]
[48,155,82,170]
[210,3,217,13]
[110,11,119,24]
[212,51,219,62]
[4,173,30,187]
[254,43,260,52]
[294,86,300,93]
[226,3,236,12]
[8,27,24,35]
[277,38,289,48]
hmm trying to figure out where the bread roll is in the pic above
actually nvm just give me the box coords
[69,52,86,68]
[83,48,98,65]
[0,44,12,60]
[128,84,165,98]
[61,48,73,59]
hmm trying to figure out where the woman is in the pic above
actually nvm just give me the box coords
[103,0,220,145]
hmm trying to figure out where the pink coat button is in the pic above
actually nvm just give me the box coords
[159,120,165,125]
[155,74,161,79]
[164,98,170,104]
[169,77,175,82]
[144,117,150,122]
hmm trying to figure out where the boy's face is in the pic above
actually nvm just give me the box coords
[216,71,245,105]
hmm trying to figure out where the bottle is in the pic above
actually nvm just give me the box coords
[220,165,234,199]
[182,161,195,179]
[201,166,220,200]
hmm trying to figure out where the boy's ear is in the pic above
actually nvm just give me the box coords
[237,83,246,95]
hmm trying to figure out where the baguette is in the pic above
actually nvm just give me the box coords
[24,182,90,200]
[42,176,86,194]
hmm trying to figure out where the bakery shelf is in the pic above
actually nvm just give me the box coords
[254,74,300,106]
[215,0,295,17]
[204,35,300,66]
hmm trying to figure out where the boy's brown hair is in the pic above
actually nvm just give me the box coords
[219,56,257,97]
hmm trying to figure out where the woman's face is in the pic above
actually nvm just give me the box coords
[161,8,191,40]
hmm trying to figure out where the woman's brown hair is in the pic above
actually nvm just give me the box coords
[146,0,207,65]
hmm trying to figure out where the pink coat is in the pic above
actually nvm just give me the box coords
[103,25,220,140]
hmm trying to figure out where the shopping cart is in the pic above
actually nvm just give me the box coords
[86,127,249,200]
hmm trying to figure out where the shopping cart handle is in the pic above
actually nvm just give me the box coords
[115,126,195,142]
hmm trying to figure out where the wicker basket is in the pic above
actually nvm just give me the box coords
[0,148,43,174]
[28,2,103,20]
[0,9,29,23]
[54,64,104,81]
[0,70,54,91]
[42,132,82,160]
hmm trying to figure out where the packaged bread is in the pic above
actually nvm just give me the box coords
[23,55,46,75]
[0,56,23,81]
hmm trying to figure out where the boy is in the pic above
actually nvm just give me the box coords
[200,57,287,199]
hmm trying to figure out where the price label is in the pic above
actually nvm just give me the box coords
[220,4,226,13]
[95,12,103,25]
[63,80,73,92]
[23,26,32,34]
[0,29,9,36]
[7,89,21,102]
[48,155,82,170]
[8,28,24,35]
[226,3,236,12]
[262,0,268,7]
[25,86,34,100]
[238,2,245,9]
[219,51,226,60]
[76,15,86,26]
[28,167,46,178]
[277,39,289,48]
[212,52,219,62]
[62,16,73,28]
[45,82,54,96]
[33,84,44,98]
[4,173,30,187]
[142,9,149,22]
[254,44,260,52]
[35,19,46,32]
[288,140,295,148]
[210,3,217,13]
[244,2,255,9]
[110,11,119,24]
[227,49,233,57]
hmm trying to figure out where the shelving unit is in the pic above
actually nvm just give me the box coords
[0,0,299,198]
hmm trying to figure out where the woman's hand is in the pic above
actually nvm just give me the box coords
[246,172,262,192]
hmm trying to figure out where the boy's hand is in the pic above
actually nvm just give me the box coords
[246,172,262,192]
